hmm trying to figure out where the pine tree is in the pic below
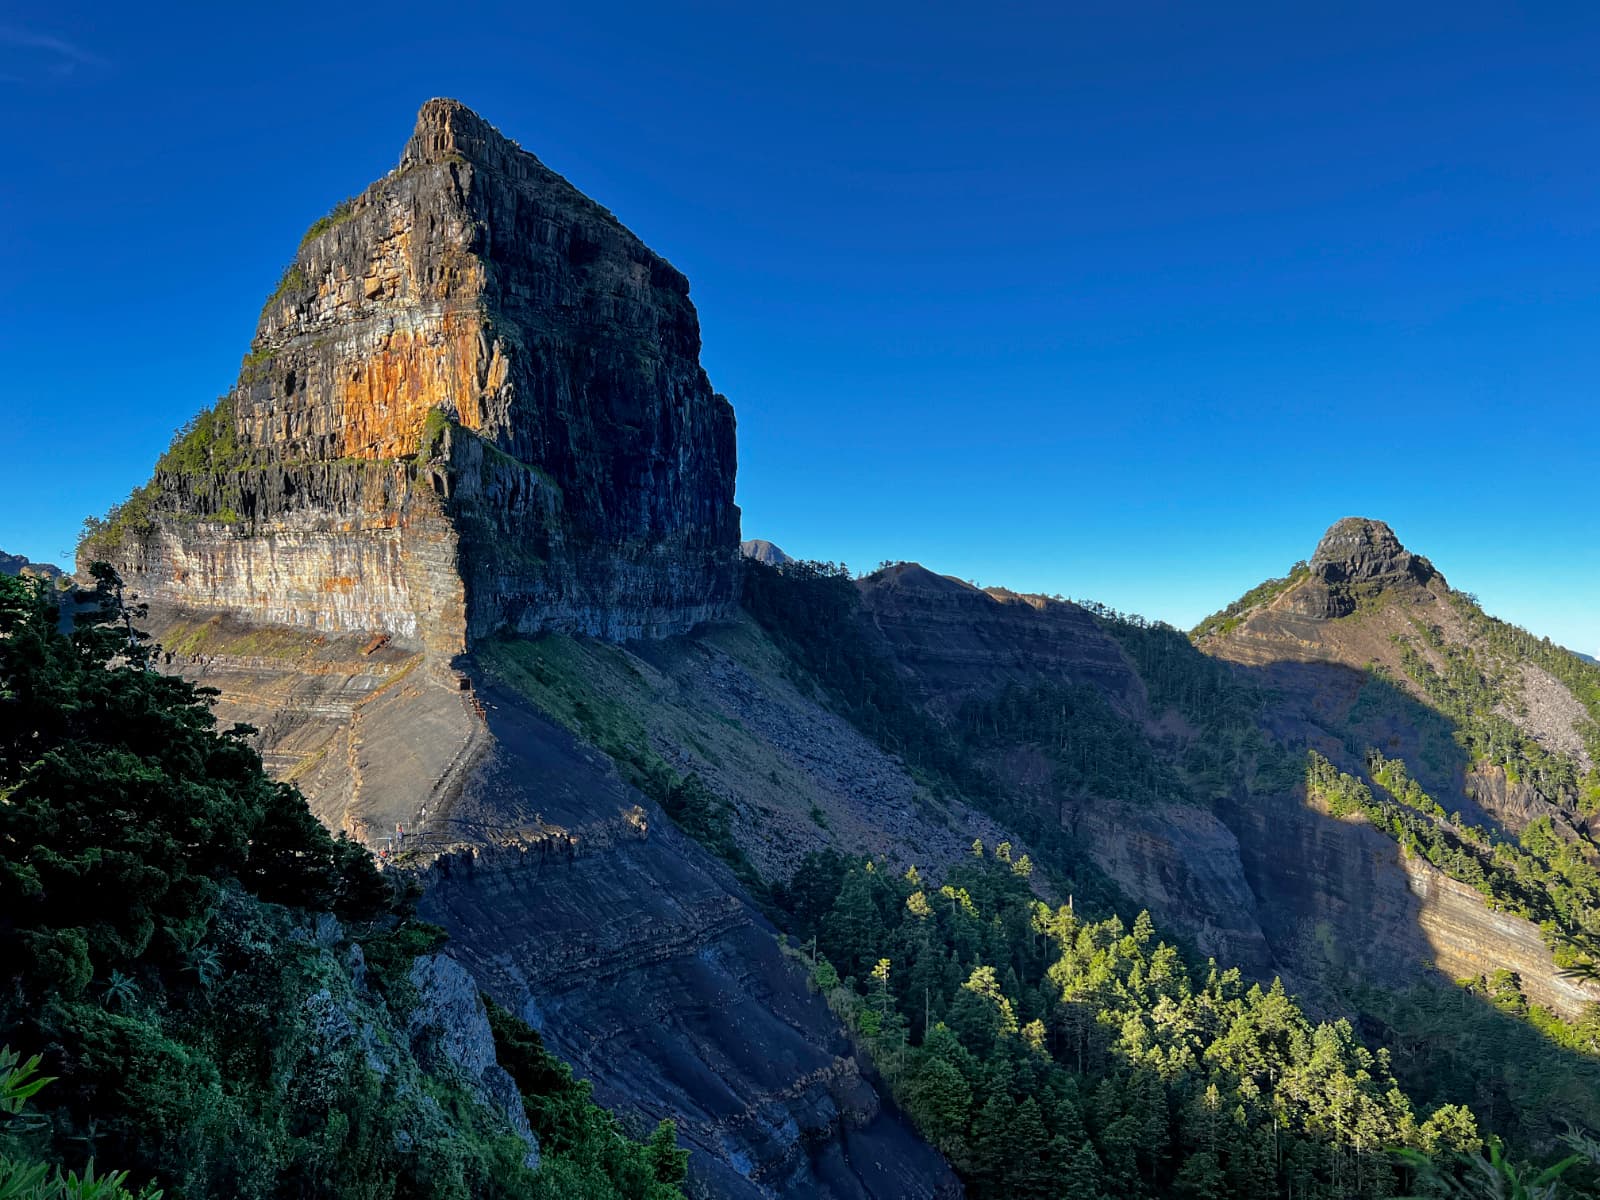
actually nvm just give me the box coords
[1007,1096,1054,1200]
[966,1092,1019,1198]
[904,1052,971,1156]
[1059,1140,1106,1200]
[645,1120,689,1186]
[1172,1149,1227,1200]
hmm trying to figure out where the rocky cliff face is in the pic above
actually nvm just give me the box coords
[844,563,1284,978]
[827,538,1599,1024]
[139,608,966,1197]
[84,98,740,648]
[1278,517,1443,619]
[421,687,958,1200]
[80,96,1595,1186]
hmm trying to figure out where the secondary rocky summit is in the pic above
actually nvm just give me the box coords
[1299,516,1441,614]
[84,98,740,650]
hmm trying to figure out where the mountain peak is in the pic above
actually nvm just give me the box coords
[399,97,530,172]
[0,549,65,582]
[1309,517,1440,591]
[1292,518,1446,620]
[740,539,791,566]
[82,100,739,647]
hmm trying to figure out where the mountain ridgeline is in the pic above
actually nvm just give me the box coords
[36,101,1600,1198]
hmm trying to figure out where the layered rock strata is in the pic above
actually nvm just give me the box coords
[84,98,740,647]
[849,546,1599,1021]
[421,686,960,1200]
[855,563,1146,715]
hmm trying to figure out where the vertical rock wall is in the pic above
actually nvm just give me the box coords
[84,98,740,647]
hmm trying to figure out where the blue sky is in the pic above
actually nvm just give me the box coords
[2,3,1596,652]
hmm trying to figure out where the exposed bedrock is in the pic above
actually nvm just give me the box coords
[148,610,960,1197]
[86,98,740,646]
[1217,786,1598,1018]
[419,684,960,1200]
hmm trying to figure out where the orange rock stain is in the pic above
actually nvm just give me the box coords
[334,312,498,459]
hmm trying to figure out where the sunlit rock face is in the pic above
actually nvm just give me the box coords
[86,98,740,648]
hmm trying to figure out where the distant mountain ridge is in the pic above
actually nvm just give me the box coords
[740,538,791,566]
[0,549,65,580]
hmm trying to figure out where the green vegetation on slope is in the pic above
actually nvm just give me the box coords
[78,399,251,555]
[955,680,1191,808]
[1394,607,1600,815]
[743,559,952,766]
[483,1001,688,1200]
[299,198,356,249]
[1315,749,1600,975]
[1352,976,1600,1162]
[1444,594,1600,767]
[0,566,687,1199]
[1092,610,1305,801]
[740,558,1600,1181]
[775,849,1564,1199]
[1306,752,1600,1053]
[1189,561,1310,642]
[742,558,1129,911]
[152,398,248,477]
[476,635,767,901]
[77,481,159,558]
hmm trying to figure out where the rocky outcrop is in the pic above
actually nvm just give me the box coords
[1287,517,1441,618]
[408,953,541,1169]
[141,611,961,1197]
[1309,517,1438,588]
[845,565,1283,973]
[73,104,965,1194]
[1205,519,1453,673]
[1199,519,1600,1018]
[1063,791,1278,975]
[420,683,960,1199]
[1218,784,1597,1018]
[843,535,1600,1023]
[84,99,740,647]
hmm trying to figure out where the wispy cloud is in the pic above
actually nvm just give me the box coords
[0,25,106,80]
